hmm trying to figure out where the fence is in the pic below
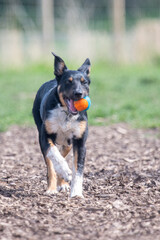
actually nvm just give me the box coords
[0,0,160,65]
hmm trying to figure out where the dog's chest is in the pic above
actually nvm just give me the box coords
[46,107,81,145]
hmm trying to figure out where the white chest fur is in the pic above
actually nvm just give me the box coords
[45,106,83,145]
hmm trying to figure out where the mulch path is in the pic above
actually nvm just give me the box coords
[0,124,160,240]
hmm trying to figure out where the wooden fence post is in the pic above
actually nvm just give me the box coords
[41,0,54,53]
[112,0,126,62]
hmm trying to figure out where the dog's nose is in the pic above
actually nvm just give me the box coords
[74,90,83,98]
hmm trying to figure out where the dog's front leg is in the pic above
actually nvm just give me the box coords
[71,138,86,198]
[46,140,72,183]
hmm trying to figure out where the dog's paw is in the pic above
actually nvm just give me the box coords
[70,186,84,198]
[70,192,84,198]
[45,189,58,195]
[57,183,70,192]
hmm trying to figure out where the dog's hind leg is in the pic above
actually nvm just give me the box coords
[57,145,72,192]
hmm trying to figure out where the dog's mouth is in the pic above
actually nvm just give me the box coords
[65,98,78,115]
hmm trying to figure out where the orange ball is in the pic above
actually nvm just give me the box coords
[74,98,89,112]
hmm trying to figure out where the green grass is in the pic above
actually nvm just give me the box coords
[0,61,160,132]
[89,62,160,128]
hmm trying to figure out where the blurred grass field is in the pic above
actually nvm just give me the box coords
[0,61,160,132]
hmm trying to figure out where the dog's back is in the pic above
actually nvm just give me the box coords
[32,80,57,131]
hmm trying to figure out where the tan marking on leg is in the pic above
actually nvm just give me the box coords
[45,139,57,192]
[45,156,57,192]
[60,145,72,158]
[79,121,87,138]
[57,176,67,186]
[57,175,70,191]
[74,149,78,171]
[48,138,54,147]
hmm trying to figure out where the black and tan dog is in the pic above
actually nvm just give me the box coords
[32,53,91,197]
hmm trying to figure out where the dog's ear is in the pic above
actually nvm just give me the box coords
[78,58,91,76]
[52,52,67,78]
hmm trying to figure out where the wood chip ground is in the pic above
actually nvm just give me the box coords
[0,125,160,240]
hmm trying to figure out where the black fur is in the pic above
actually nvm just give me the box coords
[32,53,91,195]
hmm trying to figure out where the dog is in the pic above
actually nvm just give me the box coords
[32,53,91,198]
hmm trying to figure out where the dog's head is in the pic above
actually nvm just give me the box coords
[52,53,91,115]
